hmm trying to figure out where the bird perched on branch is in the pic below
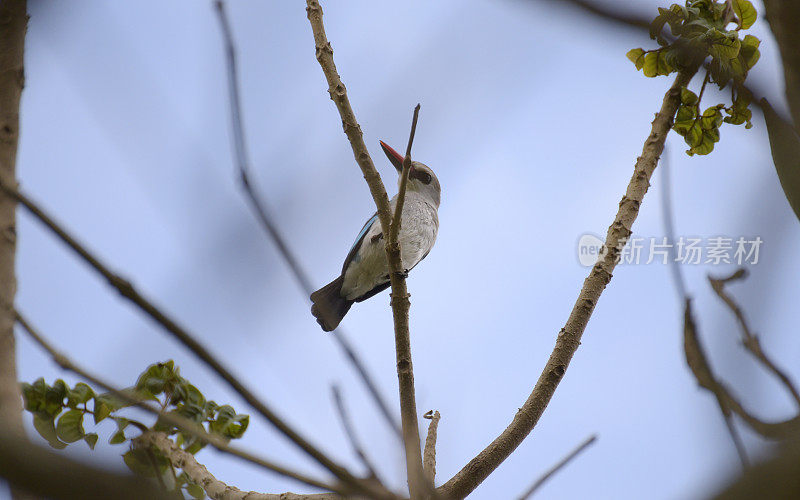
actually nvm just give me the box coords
[311,141,440,331]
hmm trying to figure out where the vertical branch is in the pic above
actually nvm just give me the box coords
[213,0,401,439]
[0,2,29,499]
[305,2,425,497]
[422,410,441,485]
[385,106,425,498]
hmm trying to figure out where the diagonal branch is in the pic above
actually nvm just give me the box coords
[331,385,382,481]
[438,68,699,499]
[141,431,342,500]
[683,298,800,441]
[14,310,346,495]
[213,0,401,439]
[0,427,174,500]
[708,270,800,407]
[0,180,375,493]
[305,2,425,497]
[517,435,597,500]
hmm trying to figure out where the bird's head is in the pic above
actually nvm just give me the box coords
[379,141,441,208]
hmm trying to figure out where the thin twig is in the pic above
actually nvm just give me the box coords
[659,146,688,301]
[305,2,425,497]
[388,104,420,246]
[708,270,800,406]
[683,299,800,441]
[14,310,347,494]
[385,105,426,499]
[659,150,749,467]
[438,68,700,499]
[331,385,381,481]
[422,410,440,485]
[517,435,597,500]
[0,180,376,494]
[213,0,401,439]
[140,431,342,500]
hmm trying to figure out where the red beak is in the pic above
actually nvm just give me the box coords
[379,141,405,173]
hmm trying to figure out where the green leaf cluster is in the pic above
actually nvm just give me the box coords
[20,377,128,450]
[21,360,249,456]
[626,0,761,156]
[138,360,250,454]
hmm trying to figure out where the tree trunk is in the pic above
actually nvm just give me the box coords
[0,1,31,499]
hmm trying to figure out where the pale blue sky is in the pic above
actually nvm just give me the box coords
[7,1,800,498]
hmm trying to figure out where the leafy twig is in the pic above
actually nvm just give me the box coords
[212,0,400,439]
[438,68,699,499]
[140,431,342,500]
[0,179,370,493]
[14,310,347,494]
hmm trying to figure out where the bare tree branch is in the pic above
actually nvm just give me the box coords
[533,0,650,31]
[331,385,382,482]
[0,427,174,500]
[517,434,597,500]
[708,270,800,407]
[304,2,425,497]
[683,297,800,441]
[422,410,440,485]
[438,68,699,499]
[0,2,31,499]
[0,180,376,493]
[212,0,400,439]
[14,310,350,495]
[140,432,343,500]
[659,150,748,467]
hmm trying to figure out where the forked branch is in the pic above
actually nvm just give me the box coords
[305,1,425,497]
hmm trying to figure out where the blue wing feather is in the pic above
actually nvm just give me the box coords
[341,212,379,274]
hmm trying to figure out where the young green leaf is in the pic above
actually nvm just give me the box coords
[627,48,646,70]
[83,433,99,450]
[185,482,205,500]
[643,52,660,77]
[56,409,85,443]
[733,0,757,29]
[109,430,127,445]
[33,414,67,450]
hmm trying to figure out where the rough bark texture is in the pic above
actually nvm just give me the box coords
[762,0,800,128]
[141,432,343,500]
[437,69,697,499]
[0,2,28,499]
[305,2,424,497]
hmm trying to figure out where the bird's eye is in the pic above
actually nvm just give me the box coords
[414,171,432,185]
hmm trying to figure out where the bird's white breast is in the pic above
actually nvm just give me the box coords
[341,193,438,301]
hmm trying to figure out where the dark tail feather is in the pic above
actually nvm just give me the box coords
[310,276,353,332]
